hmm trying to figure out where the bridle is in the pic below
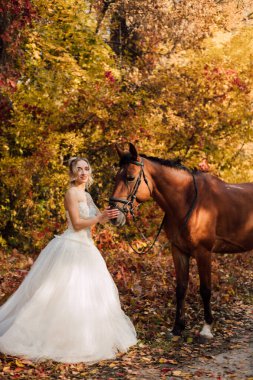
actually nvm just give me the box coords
[109,158,165,254]
[109,159,152,217]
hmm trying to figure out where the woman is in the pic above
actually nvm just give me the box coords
[0,157,137,363]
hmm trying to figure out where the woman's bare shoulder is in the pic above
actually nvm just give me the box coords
[64,187,78,201]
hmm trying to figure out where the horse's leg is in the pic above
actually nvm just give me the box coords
[171,244,190,336]
[196,249,214,339]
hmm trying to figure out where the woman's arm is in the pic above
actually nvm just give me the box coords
[64,190,119,231]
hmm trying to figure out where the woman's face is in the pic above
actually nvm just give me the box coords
[75,160,90,185]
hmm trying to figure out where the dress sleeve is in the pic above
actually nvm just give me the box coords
[86,192,101,216]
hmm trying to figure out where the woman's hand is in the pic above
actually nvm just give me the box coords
[98,207,120,224]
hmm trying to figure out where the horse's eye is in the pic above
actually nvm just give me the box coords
[126,175,135,182]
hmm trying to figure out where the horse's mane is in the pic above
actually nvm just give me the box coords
[119,152,200,174]
[140,154,198,174]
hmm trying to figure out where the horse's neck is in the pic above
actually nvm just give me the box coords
[150,165,193,220]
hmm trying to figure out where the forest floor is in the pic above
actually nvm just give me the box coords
[0,248,252,380]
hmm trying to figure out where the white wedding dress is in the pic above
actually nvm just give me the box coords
[0,193,137,363]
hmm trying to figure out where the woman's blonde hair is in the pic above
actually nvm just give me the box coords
[68,157,94,189]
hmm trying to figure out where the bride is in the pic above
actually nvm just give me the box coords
[0,157,137,363]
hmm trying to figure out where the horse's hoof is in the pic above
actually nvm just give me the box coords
[166,331,175,340]
[166,329,182,340]
[199,332,214,339]
[199,323,214,339]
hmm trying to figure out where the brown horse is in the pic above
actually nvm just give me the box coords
[109,143,253,339]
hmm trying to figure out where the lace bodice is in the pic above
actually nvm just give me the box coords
[66,192,100,230]
[56,192,100,244]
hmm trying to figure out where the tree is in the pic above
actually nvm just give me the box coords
[0,0,121,249]
[0,0,252,251]
[93,0,223,69]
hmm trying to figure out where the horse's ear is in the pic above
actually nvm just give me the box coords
[129,143,138,160]
[115,144,124,158]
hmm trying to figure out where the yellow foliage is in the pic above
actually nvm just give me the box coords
[0,0,252,251]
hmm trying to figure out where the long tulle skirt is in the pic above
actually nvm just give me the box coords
[0,234,137,363]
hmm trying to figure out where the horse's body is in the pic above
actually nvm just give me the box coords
[110,143,253,338]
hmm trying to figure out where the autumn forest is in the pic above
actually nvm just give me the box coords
[0,0,253,378]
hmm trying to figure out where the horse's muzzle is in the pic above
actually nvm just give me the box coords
[108,198,127,227]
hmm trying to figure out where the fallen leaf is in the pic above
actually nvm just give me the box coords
[15,359,25,367]
[172,370,182,376]
[172,336,180,342]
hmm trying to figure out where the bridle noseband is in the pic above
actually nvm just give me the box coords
[109,159,152,217]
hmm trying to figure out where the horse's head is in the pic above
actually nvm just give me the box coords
[109,143,153,227]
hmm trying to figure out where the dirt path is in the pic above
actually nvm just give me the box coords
[134,332,253,380]
[172,333,253,379]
